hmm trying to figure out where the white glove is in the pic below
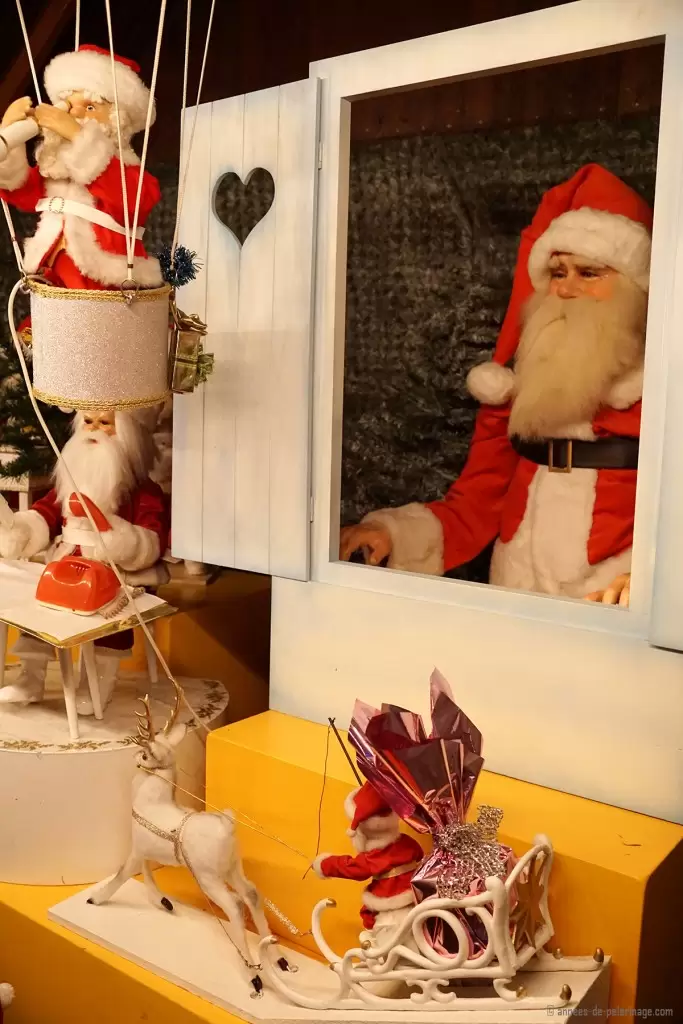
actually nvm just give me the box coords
[93,515,159,572]
[0,519,32,560]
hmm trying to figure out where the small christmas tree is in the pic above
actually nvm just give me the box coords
[0,284,71,482]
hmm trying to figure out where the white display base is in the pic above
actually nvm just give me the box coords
[50,880,610,1022]
[0,669,228,884]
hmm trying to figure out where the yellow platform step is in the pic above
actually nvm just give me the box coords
[206,710,683,1015]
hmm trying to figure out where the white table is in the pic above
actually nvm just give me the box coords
[0,561,175,740]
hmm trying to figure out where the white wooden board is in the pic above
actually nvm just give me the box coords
[50,879,610,1022]
[173,80,320,580]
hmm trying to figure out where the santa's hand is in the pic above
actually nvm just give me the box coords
[339,523,392,565]
[585,573,631,608]
[32,103,80,140]
[311,854,333,879]
[0,520,32,560]
[92,516,160,572]
[2,96,33,128]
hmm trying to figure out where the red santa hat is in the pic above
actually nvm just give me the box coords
[44,44,154,135]
[344,782,395,835]
[467,163,653,407]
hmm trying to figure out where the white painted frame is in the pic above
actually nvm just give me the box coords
[310,0,683,647]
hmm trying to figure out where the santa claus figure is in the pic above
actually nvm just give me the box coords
[0,408,167,712]
[313,782,424,945]
[340,164,650,606]
[0,44,162,289]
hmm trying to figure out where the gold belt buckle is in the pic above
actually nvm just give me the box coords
[548,439,572,473]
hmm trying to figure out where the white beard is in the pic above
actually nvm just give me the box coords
[35,129,72,180]
[508,278,647,439]
[54,429,136,516]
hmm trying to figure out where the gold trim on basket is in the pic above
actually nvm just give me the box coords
[27,279,171,303]
[32,388,170,411]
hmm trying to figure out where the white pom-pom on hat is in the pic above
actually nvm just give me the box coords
[466,361,515,406]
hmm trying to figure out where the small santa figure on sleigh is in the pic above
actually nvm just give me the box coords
[313,782,424,946]
[0,43,162,289]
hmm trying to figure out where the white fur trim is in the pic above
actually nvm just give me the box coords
[344,788,360,821]
[0,509,51,559]
[0,982,14,1008]
[312,853,334,879]
[23,178,162,286]
[0,141,29,190]
[606,364,644,409]
[93,516,160,571]
[60,120,115,185]
[528,208,651,292]
[363,889,415,912]
[363,503,444,576]
[44,50,154,135]
[467,361,515,406]
[490,465,632,597]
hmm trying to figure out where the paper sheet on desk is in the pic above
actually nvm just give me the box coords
[0,561,168,645]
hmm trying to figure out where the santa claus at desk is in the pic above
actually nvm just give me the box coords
[0,43,162,289]
[0,409,167,713]
[340,164,650,607]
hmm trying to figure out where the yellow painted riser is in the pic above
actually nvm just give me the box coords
[206,711,683,1014]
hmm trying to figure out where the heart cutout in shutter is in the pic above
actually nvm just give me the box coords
[213,168,275,246]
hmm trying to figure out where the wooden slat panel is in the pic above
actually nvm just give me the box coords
[268,79,320,579]
[201,95,245,567]
[171,103,212,562]
[232,87,281,572]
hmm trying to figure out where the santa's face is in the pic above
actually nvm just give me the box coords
[548,253,618,302]
[82,409,116,438]
[63,90,113,126]
[508,258,647,440]
[55,410,137,516]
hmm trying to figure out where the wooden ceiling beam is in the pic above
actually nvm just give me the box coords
[0,0,76,115]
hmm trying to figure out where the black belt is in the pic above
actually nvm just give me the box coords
[511,435,639,472]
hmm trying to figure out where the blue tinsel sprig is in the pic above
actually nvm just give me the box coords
[157,243,202,288]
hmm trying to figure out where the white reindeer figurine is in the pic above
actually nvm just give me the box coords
[87,689,292,997]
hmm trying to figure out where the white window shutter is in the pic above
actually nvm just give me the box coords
[172,79,320,580]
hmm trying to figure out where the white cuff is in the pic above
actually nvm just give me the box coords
[61,121,115,185]
[13,509,51,558]
[312,853,334,879]
[0,141,29,190]
[362,504,444,576]
[96,516,160,572]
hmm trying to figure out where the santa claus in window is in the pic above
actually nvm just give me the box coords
[0,408,168,712]
[0,43,162,289]
[340,164,650,607]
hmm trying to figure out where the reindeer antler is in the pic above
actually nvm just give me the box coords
[134,694,154,748]
[163,677,184,736]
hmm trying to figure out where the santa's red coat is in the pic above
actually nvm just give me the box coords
[31,479,168,555]
[427,401,640,574]
[318,833,424,930]
[0,146,161,288]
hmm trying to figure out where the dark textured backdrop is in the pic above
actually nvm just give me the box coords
[341,114,658,579]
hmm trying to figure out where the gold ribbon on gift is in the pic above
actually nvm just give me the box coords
[168,296,214,394]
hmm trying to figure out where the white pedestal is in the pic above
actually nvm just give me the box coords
[0,670,229,884]
[50,880,611,1022]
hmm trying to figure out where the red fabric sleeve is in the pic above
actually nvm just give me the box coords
[320,835,424,881]
[30,489,63,540]
[128,480,169,555]
[88,160,161,229]
[0,166,45,213]
[427,405,518,571]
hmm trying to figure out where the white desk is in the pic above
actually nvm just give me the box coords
[0,561,175,739]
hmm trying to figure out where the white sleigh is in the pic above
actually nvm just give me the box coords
[260,835,608,1012]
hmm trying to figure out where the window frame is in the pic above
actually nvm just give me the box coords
[309,0,683,647]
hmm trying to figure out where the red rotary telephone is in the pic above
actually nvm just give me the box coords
[35,493,121,615]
